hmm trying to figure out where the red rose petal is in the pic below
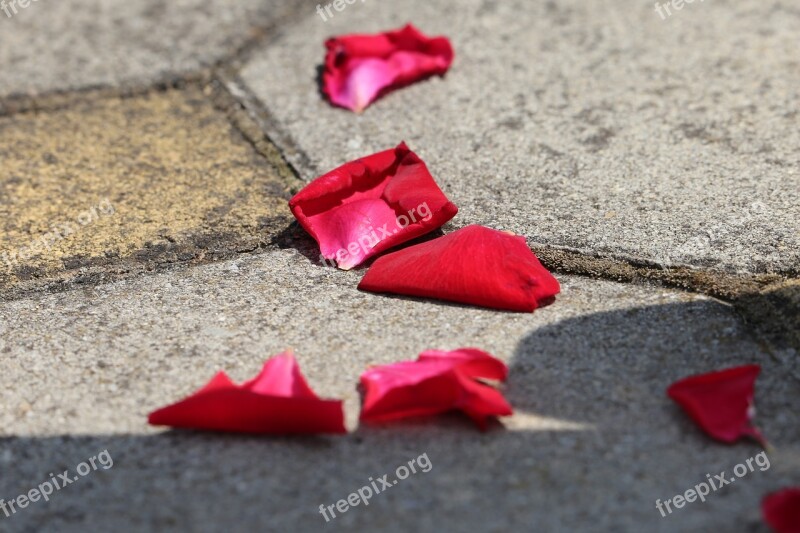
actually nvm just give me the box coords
[323,24,454,112]
[148,352,346,435]
[289,142,458,270]
[763,488,800,533]
[667,364,766,446]
[358,225,560,312]
[359,348,513,430]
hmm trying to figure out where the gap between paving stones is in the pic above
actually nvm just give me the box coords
[268,218,800,356]
[0,0,312,116]
[222,71,798,293]
[0,29,797,352]
[530,246,800,357]
[1,75,796,306]
[0,6,792,304]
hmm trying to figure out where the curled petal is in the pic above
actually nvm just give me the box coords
[289,143,457,269]
[148,352,346,435]
[359,348,512,430]
[323,24,454,112]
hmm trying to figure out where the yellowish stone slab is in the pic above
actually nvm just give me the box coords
[0,88,296,298]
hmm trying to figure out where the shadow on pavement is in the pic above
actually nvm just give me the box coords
[1,301,797,533]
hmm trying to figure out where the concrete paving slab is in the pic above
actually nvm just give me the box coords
[0,87,296,299]
[238,0,800,276]
[0,248,796,532]
[0,0,310,99]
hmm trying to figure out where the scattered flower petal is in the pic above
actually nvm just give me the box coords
[667,364,766,446]
[289,142,458,270]
[359,348,512,430]
[148,352,346,435]
[323,24,454,112]
[358,225,560,311]
[763,487,800,533]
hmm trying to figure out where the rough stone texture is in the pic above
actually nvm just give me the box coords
[0,249,797,532]
[0,0,311,99]
[0,87,297,299]
[238,0,800,276]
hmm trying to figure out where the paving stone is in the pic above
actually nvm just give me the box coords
[0,249,796,531]
[238,0,800,276]
[0,87,296,299]
[0,0,311,99]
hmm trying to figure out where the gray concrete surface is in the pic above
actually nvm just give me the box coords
[1,248,797,532]
[0,0,309,98]
[239,0,800,276]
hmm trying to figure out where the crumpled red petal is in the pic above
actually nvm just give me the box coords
[323,23,454,112]
[289,142,458,270]
[667,364,766,446]
[763,487,800,533]
[148,352,346,435]
[358,225,560,311]
[359,348,512,430]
